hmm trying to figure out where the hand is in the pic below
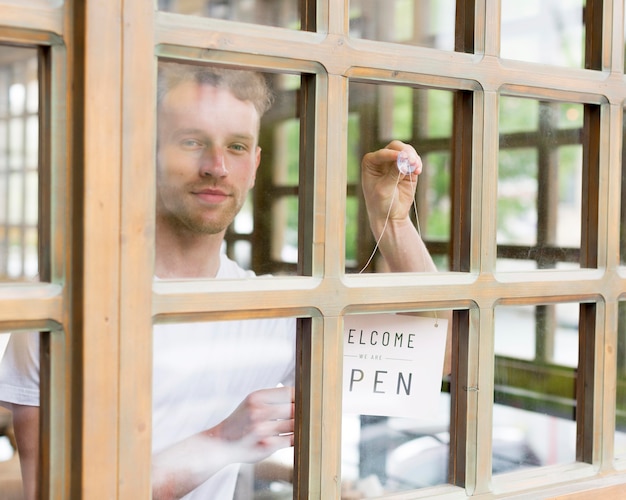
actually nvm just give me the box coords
[152,387,295,499]
[212,386,295,464]
[361,140,422,229]
[360,140,435,273]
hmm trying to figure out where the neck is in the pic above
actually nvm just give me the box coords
[155,222,225,279]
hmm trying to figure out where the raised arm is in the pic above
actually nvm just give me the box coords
[362,140,452,374]
[361,140,436,273]
[152,386,294,500]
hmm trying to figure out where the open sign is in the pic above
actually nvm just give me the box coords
[342,313,447,420]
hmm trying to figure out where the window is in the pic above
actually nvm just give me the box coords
[0,46,38,282]
[1,0,626,498]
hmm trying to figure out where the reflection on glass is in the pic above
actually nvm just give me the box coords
[0,46,39,282]
[2,0,62,6]
[343,410,451,494]
[616,302,626,458]
[158,0,300,29]
[152,318,297,498]
[154,61,302,497]
[0,332,21,497]
[350,0,456,51]
[346,81,453,272]
[621,108,626,266]
[341,312,450,494]
[501,0,585,68]
[157,62,302,277]
[0,329,44,497]
[271,196,298,264]
[494,304,578,474]
[497,97,584,272]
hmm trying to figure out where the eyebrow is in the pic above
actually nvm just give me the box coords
[171,128,256,142]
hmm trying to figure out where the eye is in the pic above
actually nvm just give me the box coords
[229,143,248,153]
[180,138,204,150]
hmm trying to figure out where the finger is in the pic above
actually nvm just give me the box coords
[246,404,291,427]
[252,416,294,439]
[385,140,419,160]
[266,402,294,421]
[365,147,397,167]
[273,418,294,435]
[249,399,294,423]
[252,386,294,404]
[396,150,423,177]
[257,433,294,451]
[385,139,407,151]
[364,145,421,177]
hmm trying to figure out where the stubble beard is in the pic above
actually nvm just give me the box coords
[159,196,244,237]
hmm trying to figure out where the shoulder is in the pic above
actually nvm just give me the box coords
[217,253,256,279]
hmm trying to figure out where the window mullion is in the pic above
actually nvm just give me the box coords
[68,1,123,497]
[117,0,156,497]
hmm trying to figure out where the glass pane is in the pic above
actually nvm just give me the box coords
[0,332,22,498]
[616,301,626,459]
[0,329,44,498]
[497,97,584,272]
[346,81,453,273]
[156,61,303,277]
[158,0,300,29]
[494,304,578,475]
[501,0,585,68]
[0,46,39,282]
[153,61,303,496]
[152,317,297,498]
[341,311,451,494]
[350,0,456,51]
[621,106,626,266]
[3,0,63,6]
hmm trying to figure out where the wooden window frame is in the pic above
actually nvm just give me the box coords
[1,0,626,498]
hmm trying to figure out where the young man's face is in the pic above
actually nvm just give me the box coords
[156,81,261,236]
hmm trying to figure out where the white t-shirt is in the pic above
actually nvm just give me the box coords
[0,254,296,499]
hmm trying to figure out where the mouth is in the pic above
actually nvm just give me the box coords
[192,187,230,204]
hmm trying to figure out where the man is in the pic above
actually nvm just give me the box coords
[0,62,437,499]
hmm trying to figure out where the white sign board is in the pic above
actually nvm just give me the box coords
[342,313,447,420]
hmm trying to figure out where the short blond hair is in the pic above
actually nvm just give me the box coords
[157,61,274,117]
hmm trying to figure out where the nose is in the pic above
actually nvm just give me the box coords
[199,147,228,178]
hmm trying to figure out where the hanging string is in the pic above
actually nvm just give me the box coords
[359,153,417,274]
[358,151,439,326]
[358,171,403,274]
